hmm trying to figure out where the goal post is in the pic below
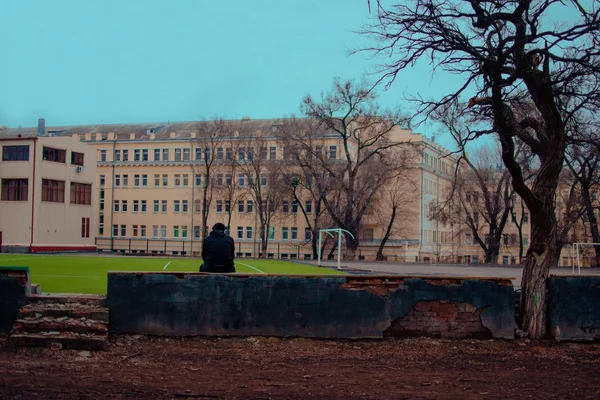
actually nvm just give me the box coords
[572,242,600,275]
[317,228,355,271]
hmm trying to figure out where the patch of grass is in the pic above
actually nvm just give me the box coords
[0,254,345,294]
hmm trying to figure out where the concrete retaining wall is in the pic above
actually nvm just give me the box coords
[0,267,31,333]
[106,273,515,339]
[548,275,600,341]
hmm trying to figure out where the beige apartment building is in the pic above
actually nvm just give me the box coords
[0,120,96,253]
[1,117,561,264]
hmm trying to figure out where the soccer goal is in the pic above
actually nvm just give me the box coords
[572,242,600,275]
[317,228,355,271]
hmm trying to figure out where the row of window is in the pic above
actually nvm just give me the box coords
[0,179,91,204]
[1,145,85,166]
[99,145,338,163]
[464,233,529,246]
[109,199,313,214]
[105,224,311,241]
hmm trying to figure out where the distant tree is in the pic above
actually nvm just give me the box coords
[361,0,600,338]
[298,78,413,259]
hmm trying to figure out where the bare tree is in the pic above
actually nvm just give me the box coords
[361,0,600,338]
[299,78,412,259]
[237,132,288,258]
[566,142,600,264]
[375,173,419,261]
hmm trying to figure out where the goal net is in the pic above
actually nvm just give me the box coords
[572,242,600,274]
[317,228,355,271]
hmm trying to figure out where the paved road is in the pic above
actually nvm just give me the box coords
[311,260,600,289]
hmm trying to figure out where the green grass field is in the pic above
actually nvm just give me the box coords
[0,254,345,295]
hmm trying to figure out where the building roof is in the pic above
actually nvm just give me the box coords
[0,118,290,141]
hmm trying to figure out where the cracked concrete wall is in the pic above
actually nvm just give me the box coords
[548,276,600,341]
[106,273,515,339]
[0,267,30,333]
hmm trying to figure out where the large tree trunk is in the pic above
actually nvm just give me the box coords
[485,242,500,264]
[311,228,319,260]
[519,202,559,339]
[376,205,397,261]
[345,233,360,260]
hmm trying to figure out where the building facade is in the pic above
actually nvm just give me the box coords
[0,122,97,253]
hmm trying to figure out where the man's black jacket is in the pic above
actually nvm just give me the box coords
[201,230,235,270]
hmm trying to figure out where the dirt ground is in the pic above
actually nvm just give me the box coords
[0,335,599,400]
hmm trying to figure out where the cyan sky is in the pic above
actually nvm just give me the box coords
[0,0,580,147]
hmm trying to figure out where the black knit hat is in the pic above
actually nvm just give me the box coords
[212,223,226,232]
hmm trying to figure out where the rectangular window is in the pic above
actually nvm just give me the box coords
[153,200,159,212]
[100,150,107,162]
[121,200,128,212]
[122,149,129,162]
[269,146,277,160]
[71,151,84,166]
[153,225,159,238]
[70,182,91,205]
[523,234,529,246]
[174,200,180,213]
[226,148,232,160]
[140,225,146,237]
[182,174,189,187]
[194,225,201,239]
[133,200,139,212]
[217,148,223,160]
[182,200,188,213]
[216,200,223,213]
[204,147,210,160]
[291,227,297,240]
[174,226,179,238]
[120,225,126,237]
[329,145,337,160]
[195,174,202,187]
[246,227,252,239]
[260,175,267,187]
[42,147,66,163]
[161,225,167,238]
[99,175,105,187]
[195,200,201,213]
[182,225,188,238]
[154,149,160,161]
[247,200,253,213]
[1,179,28,201]
[305,200,312,213]
[291,200,298,214]
[175,148,182,161]
[154,174,160,187]
[239,147,245,160]
[162,148,169,161]
[269,226,275,240]
[282,227,289,240]
[261,200,267,213]
[142,174,148,187]
[174,174,181,187]
[113,225,118,237]
[181,148,190,161]
[134,149,140,161]
[195,147,202,160]
[114,149,121,162]
[238,174,245,187]
[134,174,140,187]
[282,201,289,213]
[162,174,168,187]
[465,233,472,245]
[247,148,254,160]
[225,174,232,186]
[237,227,243,239]
[114,200,119,212]
[133,225,139,237]
[161,200,167,213]
[216,174,223,186]
[238,200,244,213]
[142,149,148,161]
[140,199,146,213]
[305,227,312,241]
[523,212,529,223]
[42,179,65,202]
[260,147,267,160]
[225,200,231,213]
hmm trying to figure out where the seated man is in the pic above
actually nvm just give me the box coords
[200,223,235,273]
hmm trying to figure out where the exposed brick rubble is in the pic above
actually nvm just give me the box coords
[384,300,492,339]
[9,294,108,351]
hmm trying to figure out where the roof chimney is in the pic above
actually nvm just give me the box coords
[37,118,45,136]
